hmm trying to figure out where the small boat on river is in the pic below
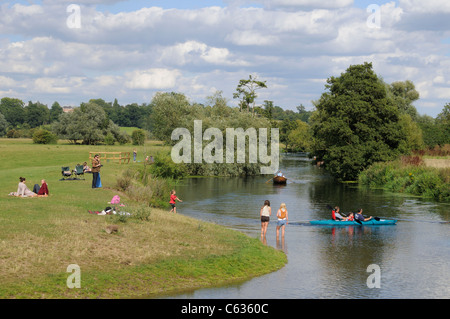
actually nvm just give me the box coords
[273,176,287,184]
[310,219,397,226]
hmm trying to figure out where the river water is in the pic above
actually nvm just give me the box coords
[170,154,450,299]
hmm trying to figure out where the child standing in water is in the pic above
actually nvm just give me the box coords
[260,200,271,241]
[276,203,288,239]
[169,190,183,213]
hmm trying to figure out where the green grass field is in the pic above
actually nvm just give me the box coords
[0,138,286,298]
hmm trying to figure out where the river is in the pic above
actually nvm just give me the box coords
[170,154,450,299]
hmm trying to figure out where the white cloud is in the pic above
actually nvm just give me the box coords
[33,77,86,94]
[399,0,450,13]
[0,1,449,116]
[125,68,181,90]
[264,0,354,9]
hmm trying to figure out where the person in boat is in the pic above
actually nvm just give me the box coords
[342,212,354,221]
[260,200,271,240]
[355,208,373,222]
[276,170,284,177]
[332,206,346,221]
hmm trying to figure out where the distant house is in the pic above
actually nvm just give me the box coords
[62,106,76,113]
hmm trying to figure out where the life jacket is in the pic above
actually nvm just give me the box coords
[331,210,336,220]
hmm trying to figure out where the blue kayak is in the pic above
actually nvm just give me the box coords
[310,219,397,226]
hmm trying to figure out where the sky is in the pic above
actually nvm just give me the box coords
[1,0,450,117]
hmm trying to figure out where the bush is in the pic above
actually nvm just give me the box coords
[114,167,172,208]
[131,129,146,145]
[32,129,58,144]
[129,205,152,222]
[149,152,187,179]
[360,160,450,201]
[406,171,443,198]
[104,133,115,145]
[6,129,21,138]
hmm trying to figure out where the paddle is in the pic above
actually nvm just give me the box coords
[265,177,274,183]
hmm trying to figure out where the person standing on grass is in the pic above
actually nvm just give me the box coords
[91,154,101,188]
[260,200,271,241]
[169,190,182,213]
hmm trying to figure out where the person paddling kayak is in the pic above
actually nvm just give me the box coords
[332,206,345,221]
[355,208,373,222]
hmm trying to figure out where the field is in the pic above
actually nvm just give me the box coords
[423,158,450,168]
[0,138,286,298]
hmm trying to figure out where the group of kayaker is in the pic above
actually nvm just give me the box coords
[332,206,373,222]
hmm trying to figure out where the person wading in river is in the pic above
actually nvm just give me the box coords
[276,203,288,239]
[260,200,271,241]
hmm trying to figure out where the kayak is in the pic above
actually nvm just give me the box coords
[310,219,397,226]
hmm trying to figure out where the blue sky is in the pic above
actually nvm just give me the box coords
[1,0,450,117]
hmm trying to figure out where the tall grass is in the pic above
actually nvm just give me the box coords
[359,156,450,201]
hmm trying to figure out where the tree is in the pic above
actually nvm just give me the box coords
[149,92,202,144]
[310,62,408,181]
[417,115,444,148]
[233,75,267,114]
[398,113,424,151]
[436,103,450,145]
[49,102,63,123]
[286,120,312,152]
[0,97,25,127]
[388,80,420,119]
[25,101,50,128]
[52,102,128,145]
[0,113,9,137]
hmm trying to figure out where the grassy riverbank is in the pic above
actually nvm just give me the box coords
[0,139,287,298]
[358,155,450,202]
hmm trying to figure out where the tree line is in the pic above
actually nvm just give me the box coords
[1,62,449,180]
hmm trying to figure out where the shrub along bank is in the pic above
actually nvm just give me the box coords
[358,156,450,202]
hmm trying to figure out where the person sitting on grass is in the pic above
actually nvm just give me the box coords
[37,179,49,197]
[9,177,37,197]
[83,161,92,173]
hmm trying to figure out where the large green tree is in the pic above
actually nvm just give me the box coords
[52,103,128,145]
[311,62,408,181]
[25,101,50,128]
[0,97,25,127]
